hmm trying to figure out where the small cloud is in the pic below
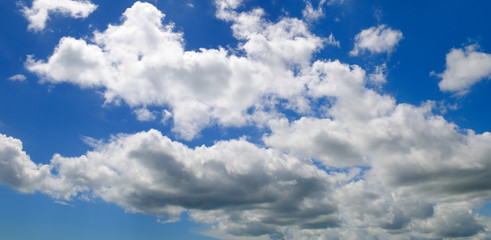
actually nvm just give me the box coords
[350,25,403,56]
[434,44,491,95]
[326,0,344,5]
[161,109,172,125]
[54,200,75,207]
[186,3,195,8]
[303,0,344,21]
[133,108,157,122]
[157,216,180,224]
[374,8,383,22]
[302,1,324,21]
[81,136,103,148]
[326,33,340,47]
[8,74,26,82]
[368,63,387,85]
[22,0,97,32]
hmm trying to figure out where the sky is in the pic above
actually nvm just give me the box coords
[1,0,491,239]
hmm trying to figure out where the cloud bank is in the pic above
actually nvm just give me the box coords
[1,0,490,239]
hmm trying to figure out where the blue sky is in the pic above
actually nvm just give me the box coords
[1,0,491,239]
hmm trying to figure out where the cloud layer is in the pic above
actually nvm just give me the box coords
[2,0,490,239]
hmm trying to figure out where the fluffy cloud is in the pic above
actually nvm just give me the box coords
[0,134,49,193]
[436,44,491,95]
[350,25,403,56]
[22,0,97,32]
[133,108,157,121]
[27,1,323,140]
[0,130,341,237]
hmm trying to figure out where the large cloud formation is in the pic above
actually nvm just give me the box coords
[1,0,490,239]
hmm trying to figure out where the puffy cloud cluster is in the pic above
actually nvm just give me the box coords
[27,1,323,140]
[4,0,490,239]
[436,44,491,95]
[350,25,403,56]
[22,0,97,31]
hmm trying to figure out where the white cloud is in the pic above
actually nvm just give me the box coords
[325,33,340,47]
[22,0,97,32]
[302,1,325,21]
[436,44,491,95]
[8,74,26,82]
[368,63,387,85]
[133,108,157,121]
[0,133,50,193]
[350,25,403,56]
[27,1,323,140]
[302,0,344,21]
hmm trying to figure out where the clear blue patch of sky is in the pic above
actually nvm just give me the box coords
[0,186,216,240]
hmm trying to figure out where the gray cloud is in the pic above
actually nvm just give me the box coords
[0,130,340,237]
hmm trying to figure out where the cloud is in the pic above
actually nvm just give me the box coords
[325,34,340,47]
[368,63,387,85]
[417,202,485,238]
[0,130,340,237]
[22,0,97,32]
[435,44,491,95]
[0,133,41,192]
[133,108,157,121]
[302,0,344,21]
[350,25,403,56]
[27,1,323,140]
[8,74,26,82]
[2,126,489,238]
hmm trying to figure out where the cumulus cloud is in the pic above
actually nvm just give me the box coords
[350,25,403,56]
[435,44,491,95]
[22,0,97,32]
[0,130,340,237]
[8,74,26,82]
[27,1,323,140]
